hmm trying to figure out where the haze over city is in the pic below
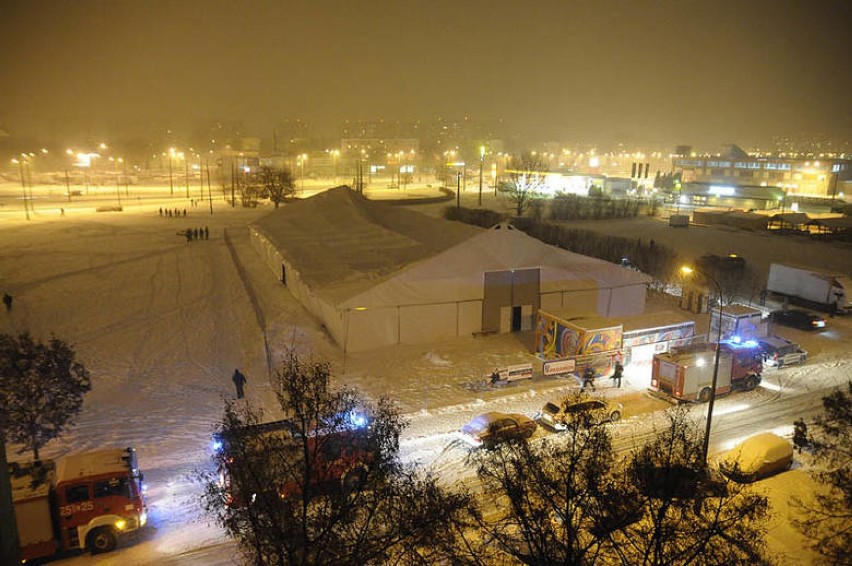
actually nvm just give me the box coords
[1,0,850,149]
[1,2,851,565]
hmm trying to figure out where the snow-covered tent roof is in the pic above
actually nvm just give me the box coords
[253,187,482,303]
[253,188,651,308]
[340,221,651,309]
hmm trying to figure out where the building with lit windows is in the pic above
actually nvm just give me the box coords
[673,144,851,206]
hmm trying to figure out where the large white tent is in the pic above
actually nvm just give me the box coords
[250,187,651,352]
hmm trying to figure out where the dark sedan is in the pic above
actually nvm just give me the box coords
[769,309,827,331]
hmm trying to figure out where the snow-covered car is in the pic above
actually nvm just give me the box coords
[757,336,807,367]
[536,397,622,431]
[719,432,794,483]
[458,411,536,448]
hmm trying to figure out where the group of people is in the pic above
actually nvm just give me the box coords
[580,361,623,392]
[160,207,187,218]
[183,227,210,242]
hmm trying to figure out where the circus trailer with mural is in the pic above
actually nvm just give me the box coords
[535,310,623,378]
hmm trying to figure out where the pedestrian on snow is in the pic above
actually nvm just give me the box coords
[159,207,163,217]
[489,368,501,386]
[182,209,187,217]
[193,228,199,239]
[184,230,192,242]
[204,226,209,240]
[232,369,247,399]
[60,208,65,217]
[793,418,808,453]
[580,366,596,392]
[611,362,623,388]
[3,293,12,311]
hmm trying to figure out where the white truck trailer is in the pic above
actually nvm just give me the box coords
[766,263,851,314]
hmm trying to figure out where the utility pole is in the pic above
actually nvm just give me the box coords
[478,146,485,206]
[184,158,189,198]
[16,159,30,221]
[456,172,461,211]
[0,432,22,566]
[206,161,213,215]
[168,155,174,195]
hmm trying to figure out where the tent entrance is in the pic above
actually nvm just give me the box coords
[483,268,540,334]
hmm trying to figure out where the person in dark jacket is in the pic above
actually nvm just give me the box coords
[611,362,623,388]
[3,293,12,311]
[580,366,596,392]
[232,368,247,399]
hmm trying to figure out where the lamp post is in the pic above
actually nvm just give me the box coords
[478,145,485,206]
[681,265,724,464]
[168,148,175,195]
[12,158,29,221]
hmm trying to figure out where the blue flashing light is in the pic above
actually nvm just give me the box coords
[731,335,742,344]
[212,438,223,452]
[347,410,369,429]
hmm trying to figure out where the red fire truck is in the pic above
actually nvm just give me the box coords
[214,414,376,506]
[650,339,763,403]
[10,447,148,560]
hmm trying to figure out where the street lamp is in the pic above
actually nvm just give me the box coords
[299,153,307,192]
[478,145,485,206]
[11,158,29,221]
[168,148,175,195]
[681,265,724,464]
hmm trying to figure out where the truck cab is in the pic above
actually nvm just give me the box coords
[12,447,148,560]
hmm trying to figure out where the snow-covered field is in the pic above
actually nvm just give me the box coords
[1,181,848,564]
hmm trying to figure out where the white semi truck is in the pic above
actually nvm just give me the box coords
[766,263,851,314]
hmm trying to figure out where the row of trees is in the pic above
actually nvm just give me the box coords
[231,165,297,208]
[201,349,852,565]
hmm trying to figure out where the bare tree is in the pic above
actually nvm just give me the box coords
[792,382,852,565]
[259,165,296,208]
[468,404,772,565]
[500,151,548,217]
[617,407,771,565]
[201,350,473,565]
[468,397,625,564]
[0,332,91,461]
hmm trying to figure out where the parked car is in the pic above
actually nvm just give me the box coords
[458,411,536,448]
[536,396,622,431]
[719,432,794,483]
[757,336,807,367]
[696,253,746,273]
[769,309,827,331]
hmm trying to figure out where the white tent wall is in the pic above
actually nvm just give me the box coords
[339,300,484,352]
[250,227,347,346]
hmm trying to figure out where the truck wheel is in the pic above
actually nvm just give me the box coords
[777,360,784,369]
[698,388,712,403]
[745,376,758,390]
[88,527,117,554]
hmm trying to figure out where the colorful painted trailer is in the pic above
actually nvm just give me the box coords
[536,311,623,360]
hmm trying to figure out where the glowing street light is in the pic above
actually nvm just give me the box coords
[681,265,724,464]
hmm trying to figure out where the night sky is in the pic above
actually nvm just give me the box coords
[1,0,849,148]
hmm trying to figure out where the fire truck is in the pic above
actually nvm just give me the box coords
[10,447,148,560]
[214,413,376,506]
[650,339,763,403]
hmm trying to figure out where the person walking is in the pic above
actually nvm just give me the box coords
[232,368,247,399]
[793,418,808,453]
[580,366,596,392]
[3,293,12,311]
[611,362,623,388]
[489,368,501,386]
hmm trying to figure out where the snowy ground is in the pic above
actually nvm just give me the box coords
[1,179,849,564]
